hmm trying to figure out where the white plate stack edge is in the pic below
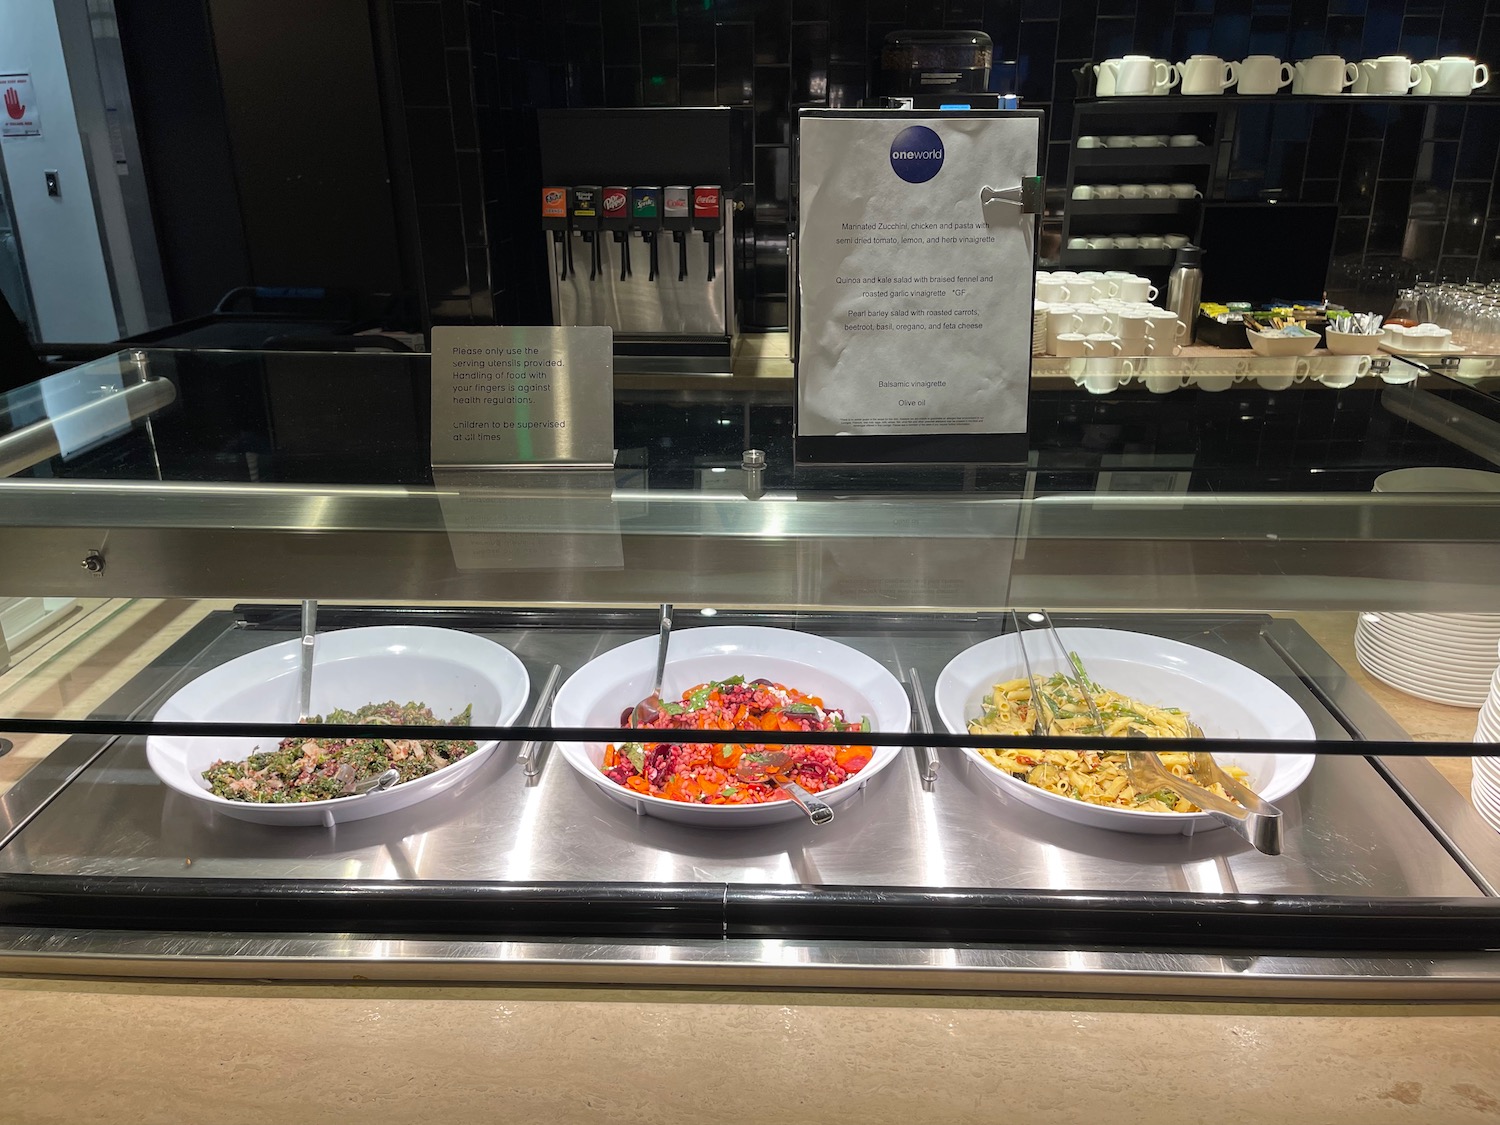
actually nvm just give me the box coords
[1353,612,1500,709]
[1473,647,1500,834]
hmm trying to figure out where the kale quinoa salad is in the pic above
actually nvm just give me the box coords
[202,700,476,803]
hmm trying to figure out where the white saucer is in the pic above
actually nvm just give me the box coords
[1355,633,1496,689]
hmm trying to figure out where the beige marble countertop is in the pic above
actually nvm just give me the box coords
[1,601,1497,1125]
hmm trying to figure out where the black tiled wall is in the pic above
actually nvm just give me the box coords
[390,0,1500,328]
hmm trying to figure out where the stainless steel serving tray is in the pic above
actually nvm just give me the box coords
[0,608,1497,995]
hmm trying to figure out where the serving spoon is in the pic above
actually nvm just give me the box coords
[622,604,673,728]
[735,749,835,825]
[297,599,317,722]
[333,765,401,798]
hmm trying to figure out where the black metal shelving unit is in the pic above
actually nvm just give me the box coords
[1058,100,1223,278]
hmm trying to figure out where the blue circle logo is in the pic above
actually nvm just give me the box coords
[889,125,944,183]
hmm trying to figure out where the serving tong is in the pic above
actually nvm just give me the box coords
[1011,610,1284,855]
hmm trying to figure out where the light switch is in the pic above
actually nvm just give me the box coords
[44,170,59,197]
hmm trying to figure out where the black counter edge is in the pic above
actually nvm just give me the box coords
[0,876,1495,951]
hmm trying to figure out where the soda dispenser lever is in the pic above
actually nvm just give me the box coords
[570,186,602,281]
[663,186,692,282]
[602,186,631,280]
[542,187,570,280]
[630,187,662,282]
[692,186,721,282]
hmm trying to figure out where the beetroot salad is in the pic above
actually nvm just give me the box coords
[602,676,873,804]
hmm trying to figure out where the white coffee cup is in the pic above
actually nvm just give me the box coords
[1114,309,1151,337]
[1180,54,1239,94]
[1193,372,1239,391]
[1053,332,1092,357]
[1067,236,1090,250]
[1256,360,1297,391]
[1116,55,1171,96]
[1164,233,1191,248]
[1036,277,1073,303]
[1113,235,1141,249]
[1119,183,1147,198]
[1086,236,1116,250]
[1133,134,1169,147]
[1081,372,1123,395]
[1092,184,1121,199]
[1144,310,1187,344]
[1429,56,1490,95]
[1144,182,1173,198]
[1318,368,1358,389]
[1237,55,1295,94]
[1071,305,1109,333]
[1169,183,1202,199]
[1115,276,1158,302]
[1293,55,1358,95]
[1150,59,1179,95]
[1085,332,1124,356]
[1143,371,1184,391]
[1094,60,1122,97]
[1168,134,1199,147]
[1104,134,1136,147]
[1077,134,1103,149]
[1138,235,1166,249]
[1146,340,1184,358]
[1072,184,1096,199]
[1363,55,1421,94]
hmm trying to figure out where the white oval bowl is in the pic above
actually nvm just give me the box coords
[551,625,910,827]
[147,626,530,826]
[934,627,1316,836]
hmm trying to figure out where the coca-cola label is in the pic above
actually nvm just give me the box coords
[693,189,720,216]
[663,194,689,215]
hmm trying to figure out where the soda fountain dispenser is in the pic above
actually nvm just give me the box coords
[602,186,632,280]
[662,187,691,283]
[541,187,571,280]
[630,186,662,281]
[538,109,749,373]
[692,186,721,282]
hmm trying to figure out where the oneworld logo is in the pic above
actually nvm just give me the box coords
[890,125,944,183]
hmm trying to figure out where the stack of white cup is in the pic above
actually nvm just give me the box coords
[1035,270,1188,362]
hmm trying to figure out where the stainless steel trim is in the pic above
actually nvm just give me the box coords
[907,666,939,785]
[1381,382,1500,467]
[1375,756,1500,897]
[787,232,799,364]
[517,664,561,778]
[1264,619,1500,895]
[0,377,176,478]
[0,928,1497,998]
[0,735,117,849]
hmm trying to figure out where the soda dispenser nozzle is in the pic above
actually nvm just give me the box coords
[630,187,663,282]
[542,187,570,280]
[692,186,721,283]
[663,186,692,283]
[602,186,631,280]
[569,185,602,281]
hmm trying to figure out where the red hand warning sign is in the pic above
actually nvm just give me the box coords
[1,74,40,137]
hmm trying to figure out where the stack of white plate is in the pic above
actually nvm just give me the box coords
[1354,613,1500,708]
[1473,662,1500,831]
[1032,301,1048,356]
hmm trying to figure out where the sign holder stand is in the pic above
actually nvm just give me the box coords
[791,109,1045,466]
